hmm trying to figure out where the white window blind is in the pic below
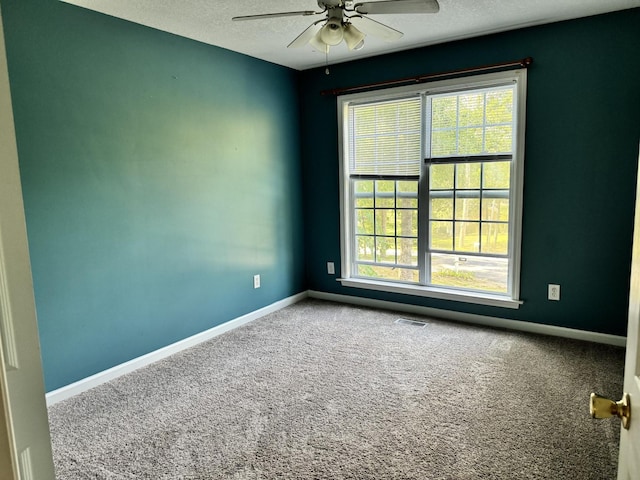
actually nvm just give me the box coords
[348,97,422,176]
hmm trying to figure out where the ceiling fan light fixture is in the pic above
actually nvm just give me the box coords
[309,31,329,53]
[343,23,366,50]
[319,18,344,46]
[235,0,441,59]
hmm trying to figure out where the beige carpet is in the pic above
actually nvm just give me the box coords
[48,299,624,479]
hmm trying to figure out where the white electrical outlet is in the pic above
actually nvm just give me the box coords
[327,262,335,275]
[253,274,260,289]
[548,284,560,301]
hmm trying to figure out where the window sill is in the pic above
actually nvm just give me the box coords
[337,277,523,309]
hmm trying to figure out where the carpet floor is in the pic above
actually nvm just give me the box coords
[48,299,625,479]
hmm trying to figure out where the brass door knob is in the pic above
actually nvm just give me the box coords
[590,392,631,430]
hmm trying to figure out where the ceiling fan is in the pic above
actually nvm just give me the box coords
[232,0,440,53]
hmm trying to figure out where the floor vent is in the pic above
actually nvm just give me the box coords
[394,318,428,328]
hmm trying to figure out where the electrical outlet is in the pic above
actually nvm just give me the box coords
[548,284,560,301]
[253,274,260,289]
[327,262,335,275]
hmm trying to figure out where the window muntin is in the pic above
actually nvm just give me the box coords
[339,71,525,306]
[428,159,511,293]
[347,96,422,285]
[353,179,419,283]
[430,87,514,157]
[425,85,515,295]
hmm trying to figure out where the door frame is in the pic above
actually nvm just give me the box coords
[0,370,17,480]
[0,3,56,479]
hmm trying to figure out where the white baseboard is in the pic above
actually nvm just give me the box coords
[46,291,308,406]
[308,290,627,348]
[47,288,626,406]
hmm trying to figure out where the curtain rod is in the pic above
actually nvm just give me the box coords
[320,56,533,96]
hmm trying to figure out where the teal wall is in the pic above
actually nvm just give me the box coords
[2,1,639,391]
[300,9,640,337]
[1,0,304,391]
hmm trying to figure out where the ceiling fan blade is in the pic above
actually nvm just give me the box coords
[349,15,403,42]
[354,0,440,15]
[232,10,319,21]
[288,20,325,48]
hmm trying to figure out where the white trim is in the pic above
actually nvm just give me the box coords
[338,277,522,309]
[45,292,308,406]
[337,70,527,305]
[510,69,527,301]
[337,99,351,281]
[0,248,20,369]
[308,290,626,347]
[0,5,56,477]
[46,288,626,407]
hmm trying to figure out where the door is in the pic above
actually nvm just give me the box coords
[618,145,640,479]
[0,4,56,479]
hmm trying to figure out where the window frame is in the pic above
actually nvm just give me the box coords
[337,70,527,309]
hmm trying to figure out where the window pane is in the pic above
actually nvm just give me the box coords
[430,196,453,220]
[375,196,395,208]
[430,253,508,293]
[458,127,483,154]
[375,180,395,207]
[432,96,457,129]
[482,195,509,221]
[458,93,484,127]
[455,221,480,252]
[398,196,417,208]
[482,162,510,189]
[485,125,512,153]
[430,164,454,189]
[455,196,480,221]
[430,221,453,250]
[376,237,396,263]
[486,89,513,124]
[355,209,374,234]
[430,86,515,158]
[354,180,374,207]
[398,237,418,266]
[356,264,419,283]
[397,181,418,208]
[396,209,417,237]
[481,223,509,255]
[430,253,476,289]
[431,130,457,157]
[456,163,481,189]
[356,236,374,261]
[375,209,395,235]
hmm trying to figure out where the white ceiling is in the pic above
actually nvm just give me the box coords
[60,0,640,70]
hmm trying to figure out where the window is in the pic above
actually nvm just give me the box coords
[338,70,526,308]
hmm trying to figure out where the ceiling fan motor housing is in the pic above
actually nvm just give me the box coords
[318,0,347,9]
